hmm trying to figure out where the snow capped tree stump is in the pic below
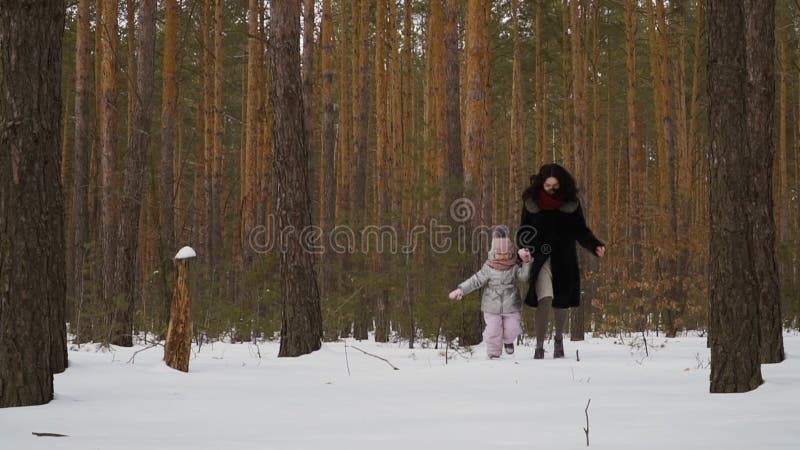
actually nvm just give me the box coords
[164,246,196,372]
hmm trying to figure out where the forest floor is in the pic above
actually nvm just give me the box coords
[1,332,799,449]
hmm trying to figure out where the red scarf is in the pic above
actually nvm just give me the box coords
[537,190,565,211]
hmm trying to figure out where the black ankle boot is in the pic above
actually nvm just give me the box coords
[554,337,565,358]
[504,343,515,355]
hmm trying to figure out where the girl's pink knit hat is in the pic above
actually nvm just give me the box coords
[489,225,515,256]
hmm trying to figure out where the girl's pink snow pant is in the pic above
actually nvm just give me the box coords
[482,311,522,357]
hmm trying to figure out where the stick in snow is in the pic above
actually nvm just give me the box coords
[344,341,351,376]
[642,331,649,357]
[126,342,163,364]
[583,398,591,447]
[32,432,68,437]
[349,345,400,370]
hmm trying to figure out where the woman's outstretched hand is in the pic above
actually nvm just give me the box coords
[595,246,606,258]
[518,248,533,263]
[449,288,464,300]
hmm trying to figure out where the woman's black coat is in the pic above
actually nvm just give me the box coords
[516,197,604,309]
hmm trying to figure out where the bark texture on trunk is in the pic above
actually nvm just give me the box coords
[0,0,66,407]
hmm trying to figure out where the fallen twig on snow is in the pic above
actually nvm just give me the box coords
[349,345,399,370]
[32,432,68,437]
[126,342,163,364]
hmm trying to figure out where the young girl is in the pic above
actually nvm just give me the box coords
[448,225,533,358]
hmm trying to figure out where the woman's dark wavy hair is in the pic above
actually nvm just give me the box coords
[521,163,579,203]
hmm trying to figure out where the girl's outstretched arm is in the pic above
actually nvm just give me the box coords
[456,264,491,297]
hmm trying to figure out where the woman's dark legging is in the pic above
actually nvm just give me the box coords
[534,296,567,349]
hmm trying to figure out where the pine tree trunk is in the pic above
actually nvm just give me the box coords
[425,0,446,201]
[590,2,601,235]
[193,104,207,260]
[604,48,614,244]
[675,7,690,236]
[402,0,416,348]
[352,0,371,342]
[62,45,72,284]
[271,0,324,357]
[161,0,179,305]
[444,0,472,345]
[625,0,643,280]
[509,0,524,227]
[707,0,764,393]
[588,2,601,333]
[776,34,788,242]
[374,0,390,344]
[560,0,572,167]
[111,0,156,348]
[645,1,664,221]
[125,0,137,149]
[445,0,464,202]
[332,1,353,339]
[212,0,224,282]
[202,0,213,271]
[303,0,316,221]
[655,0,681,337]
[71,0,91,346]
[238,49,247,272]
[743,0,785,364]
[465,0,489,213]
[0,0,65,407]
[175,100,185,245]
[258,2,271,230]
[463,0,491,346]
[688,1,704,229]
[389,0,402,220]
[335,0,352,225]
[350,0,360,221]
[243,0,260,265]
[534,0,545,168]
[656,0,678,231]
[100,0,120,345]
[319,0,336,295]
[570,0,588,341]
[91,0,103,253]
[126,0,136,151]
[388,0,403,344]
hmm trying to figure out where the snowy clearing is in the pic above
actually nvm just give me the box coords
[1,334,798,450]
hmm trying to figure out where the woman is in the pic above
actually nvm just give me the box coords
[517,164,605,359]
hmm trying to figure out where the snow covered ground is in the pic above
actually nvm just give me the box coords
[1,333,799,450]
